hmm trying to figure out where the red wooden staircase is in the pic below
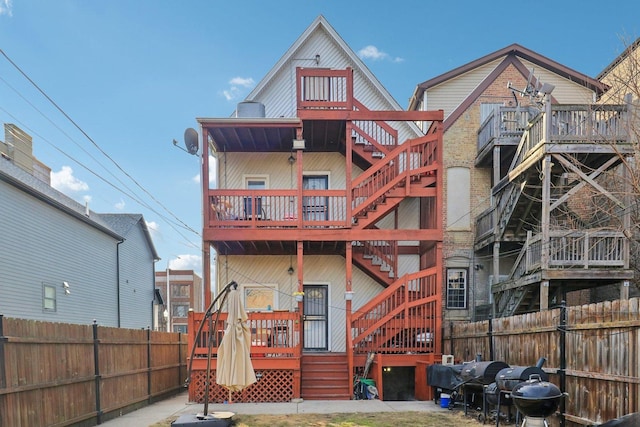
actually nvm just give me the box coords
[351,268,440,356]
[301,353,351,400]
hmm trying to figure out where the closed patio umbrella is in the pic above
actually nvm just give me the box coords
[216,288,256,400]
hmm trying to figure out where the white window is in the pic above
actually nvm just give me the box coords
[242,284,279,311]
[243,176,268,219]
[43,284,56,311]
[244,175,268,190]
[446,269,467,309]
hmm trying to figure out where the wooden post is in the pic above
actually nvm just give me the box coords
[345,242,354,399]
[92,320,103,424]
[540,281,549,311]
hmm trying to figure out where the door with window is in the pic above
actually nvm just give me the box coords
[302,175,328,221]
[303,285,328,351]
[244,177,267,219]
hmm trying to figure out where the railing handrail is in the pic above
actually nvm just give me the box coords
[188,310,301,358]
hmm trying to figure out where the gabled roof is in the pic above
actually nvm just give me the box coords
[597,37,640,80]
[0,156,123,240]
[245,14,408,114]
[409,43,607,111]
[100,213,160,261]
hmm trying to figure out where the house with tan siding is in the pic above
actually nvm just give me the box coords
[187,15,444,403]
[409,44,635,321]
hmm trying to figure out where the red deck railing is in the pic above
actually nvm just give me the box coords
[187,310,301,360]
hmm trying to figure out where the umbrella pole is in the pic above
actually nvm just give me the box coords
[184,281,236,417]
[185,281,237,387]
[203,310,214,415]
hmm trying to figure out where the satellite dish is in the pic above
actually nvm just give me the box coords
[183,128,199,155]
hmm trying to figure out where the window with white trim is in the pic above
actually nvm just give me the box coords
[43,283,57,311]
[446,269,467,309]
[242,284,279,311]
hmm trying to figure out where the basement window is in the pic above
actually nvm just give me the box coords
[446,269,467,309]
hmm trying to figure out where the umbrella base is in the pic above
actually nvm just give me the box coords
[171,413,234,426]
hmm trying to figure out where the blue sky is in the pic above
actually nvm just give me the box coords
[1,0,639,281]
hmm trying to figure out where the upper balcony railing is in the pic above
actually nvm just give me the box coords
[209,189,348,229]
[509,104,629,172]
[296,67,353,111]
[477,106,538,152]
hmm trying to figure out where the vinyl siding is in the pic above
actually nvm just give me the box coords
[117,220,156,329]
[217,254,384,352]
[0,180,120,325]
[426,59,503,120]
[248,25,421,145]
[219,152,347,190]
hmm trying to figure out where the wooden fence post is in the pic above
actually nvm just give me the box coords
[0,315,6,389]
[559,300,567,427]
[178,332,183,387]
[449,321,454,355]
[92,320,103,424]
[147,327,152,404]
[487,315,494,361]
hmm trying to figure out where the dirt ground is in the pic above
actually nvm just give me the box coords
[151,410,486,427]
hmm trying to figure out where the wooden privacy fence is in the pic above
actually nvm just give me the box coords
[0,315,187,427]
[443,297,640,426]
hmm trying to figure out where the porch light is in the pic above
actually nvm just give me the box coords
[344,291,354,301]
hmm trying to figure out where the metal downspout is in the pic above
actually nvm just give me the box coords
[116,239,124,328]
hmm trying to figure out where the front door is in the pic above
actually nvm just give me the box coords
[303,285,328,351]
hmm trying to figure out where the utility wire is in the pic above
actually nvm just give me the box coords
[0,48,200,238]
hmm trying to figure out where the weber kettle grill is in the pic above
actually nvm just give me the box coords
[510,375,567,427]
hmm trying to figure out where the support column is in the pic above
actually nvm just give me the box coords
[621,280,630,300]
[540,281,549,311]
[345,242,354,396]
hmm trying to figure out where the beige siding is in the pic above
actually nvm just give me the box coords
[519,60,595,104]
[218,254,384,352]
[426,58,503,120]
[218,152,347,190]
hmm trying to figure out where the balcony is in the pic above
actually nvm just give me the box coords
[188,310,301,366]
[208,189,348,229]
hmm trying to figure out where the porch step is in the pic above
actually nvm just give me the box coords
[301,353,351,400]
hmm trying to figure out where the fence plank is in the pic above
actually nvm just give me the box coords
[0,317,186,427]
[444,298,640,426]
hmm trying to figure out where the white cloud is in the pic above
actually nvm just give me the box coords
[0,0,13,16]
[170,254,202,272]
[51,166,89,193]
[230,77,255,87]
[192,156,217,186]
[115,199,126,210]
[146,220,159,240]
[83,195,92,204]
[222,76,255,101]
[358,45,404,63]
